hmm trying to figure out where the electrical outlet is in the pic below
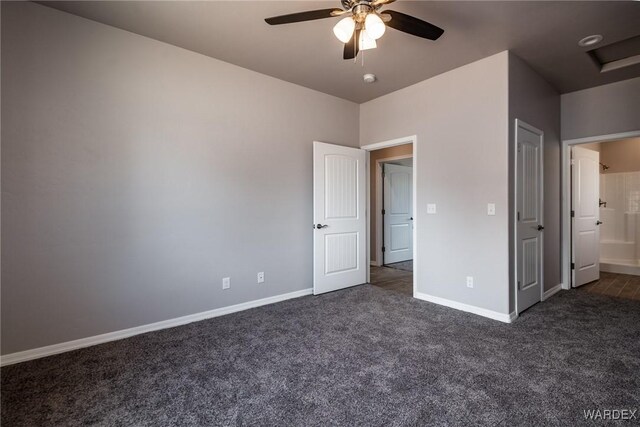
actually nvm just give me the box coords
[427,203,437,214]
[222,277,230,290]
[466,276,474,288]
[257,272,265,284]
[487,203,496,216]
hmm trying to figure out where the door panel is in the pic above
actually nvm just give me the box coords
[516,121,544,314]
[324,232,359,274]
[325,155,358,219]
[313,142,366,294]
[390,224,410,251]
[383,164,413,264]
[572,146,600,287]
[522,238,539,290]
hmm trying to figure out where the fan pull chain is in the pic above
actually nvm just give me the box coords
[353,31,357,64]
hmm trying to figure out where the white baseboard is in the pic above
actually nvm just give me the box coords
[414,292,515,323]
[0,288,313,367]
[542,283,562,301]
[600,262,640,276]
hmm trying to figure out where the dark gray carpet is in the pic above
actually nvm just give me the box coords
[385,260,413,272]
[2,285,639,426]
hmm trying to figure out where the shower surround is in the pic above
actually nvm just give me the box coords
[600,171,640,275]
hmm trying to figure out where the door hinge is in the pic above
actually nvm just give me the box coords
[382,209,386,215]
[382,246,386,253]
[517,211,520,221]
[571,263,575,270]
[571,210,575,217]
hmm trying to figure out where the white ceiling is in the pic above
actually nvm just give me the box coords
[40,1,640,103]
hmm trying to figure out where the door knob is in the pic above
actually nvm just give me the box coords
[537,225,544,231]
[596,220,603,225]
[316,224,328,229]
[409,217,413,220]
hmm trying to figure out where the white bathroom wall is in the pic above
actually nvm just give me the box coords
[599,172,640,264]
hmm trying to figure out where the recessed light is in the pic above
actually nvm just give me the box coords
[578,34,603,47]
[363,73,377,83]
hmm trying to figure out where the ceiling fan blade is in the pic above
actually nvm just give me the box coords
[383,10,444,40]
[371,0,396,7]
[265,8,345,25]
[343,28,360,60]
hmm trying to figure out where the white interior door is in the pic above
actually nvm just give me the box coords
[516,120,544,314]
[383,164,413,264]
[572,146,600,287]
[313,141,366,294]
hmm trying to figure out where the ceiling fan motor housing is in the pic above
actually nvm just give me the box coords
[343,0,376,22]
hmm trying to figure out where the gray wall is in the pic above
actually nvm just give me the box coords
[1,2,359,355]
[360,52,511,315]
[561,77,640,140]
[508,53,561,311]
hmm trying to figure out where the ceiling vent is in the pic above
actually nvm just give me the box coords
[587,34,640,73]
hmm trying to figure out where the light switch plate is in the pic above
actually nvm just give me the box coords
[487,203,496,216]
[427,204,437,214]
[222,277,230,290]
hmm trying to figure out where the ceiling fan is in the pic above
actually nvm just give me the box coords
[265,0,444,60]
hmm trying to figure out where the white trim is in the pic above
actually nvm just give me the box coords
[370,260,381,267]
[0,288,312,367]
[563,130,640,146]
[375,154,413,265]
[361,135,417,297]
[513,119,545,314]
[600,262,640,276]
[361,135,417,152]
[414,292,516,323]
[366,150,372,284]
[542,283,562,301]
[561,130,640,290]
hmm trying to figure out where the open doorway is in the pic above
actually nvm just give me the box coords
[567,135,640,300]
[367,141,414,297]
[311,137,416,297]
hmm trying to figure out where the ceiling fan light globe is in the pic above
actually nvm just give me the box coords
[333,17,356,43]
[359,30,377,50]
[365,13,386,39]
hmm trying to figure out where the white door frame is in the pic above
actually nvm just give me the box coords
[374,154,413,267]
[513,119,545,314]
[561,129,640,290]
[361,135,417,296]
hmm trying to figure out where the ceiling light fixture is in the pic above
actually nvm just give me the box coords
[359,30,377,50]
[364,13,386,40]
[333,17,356,43]
[578,34,603,47]
[335,12,381,50]
[265,1,445,60]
